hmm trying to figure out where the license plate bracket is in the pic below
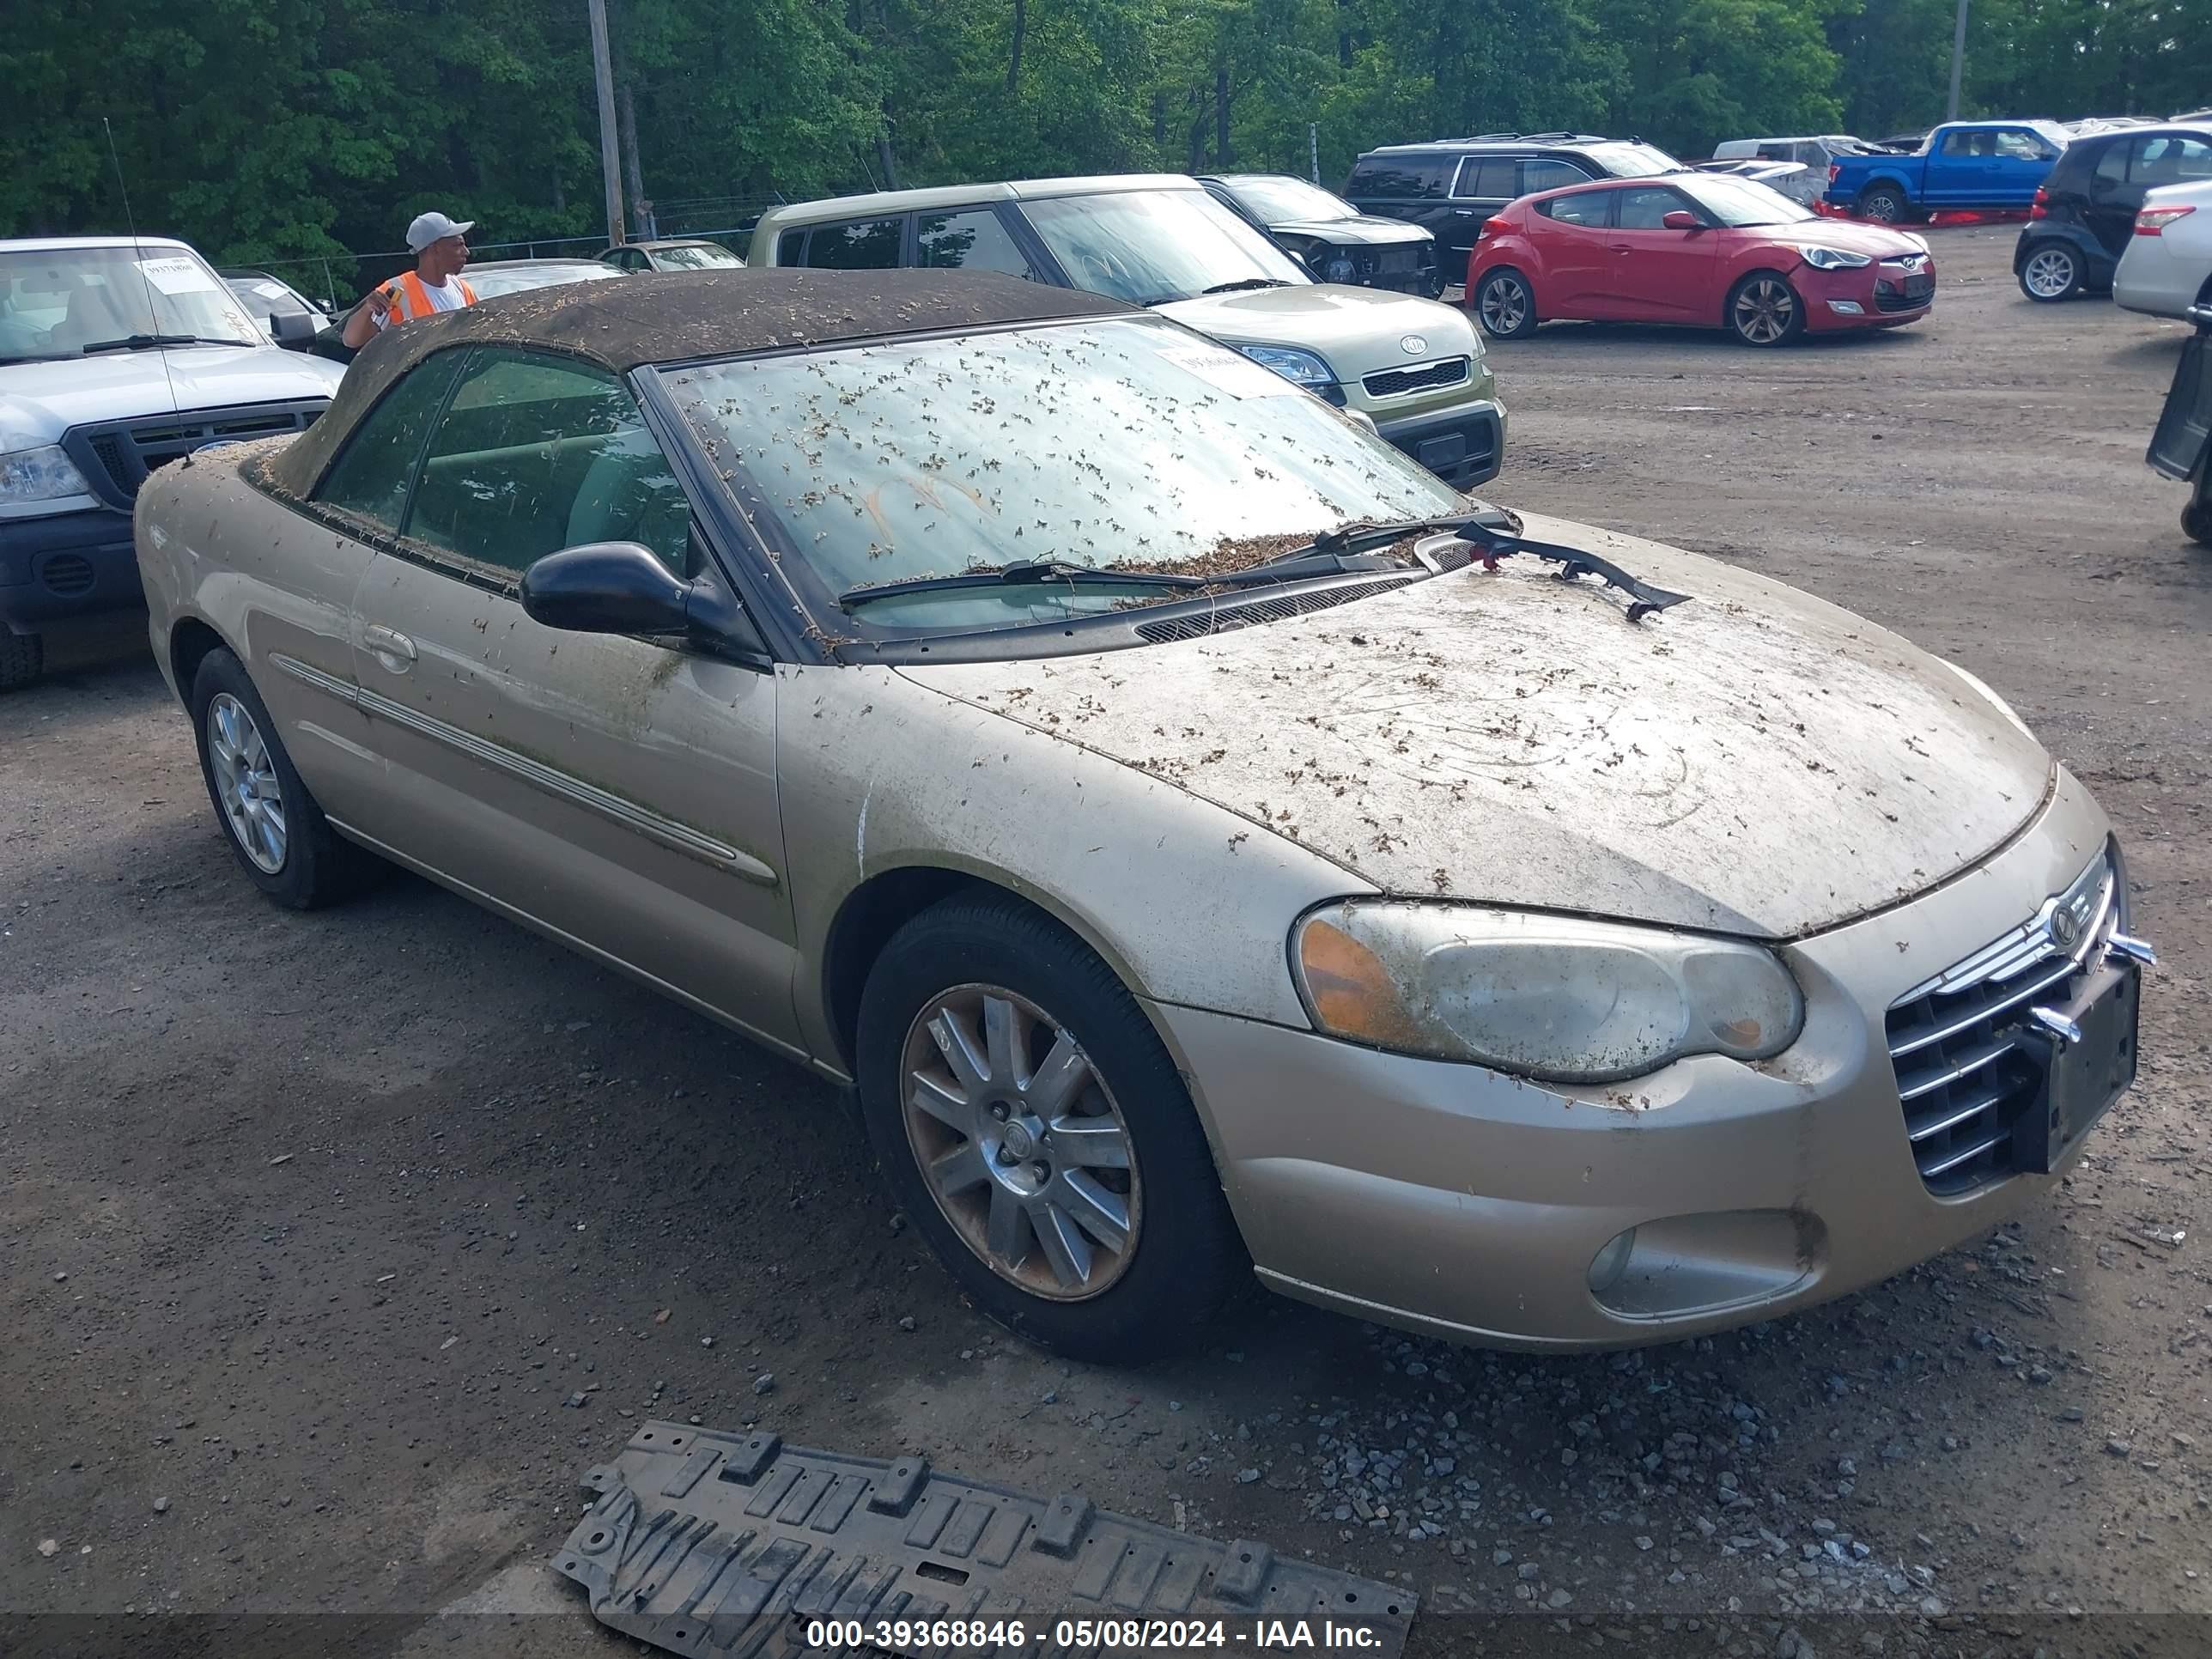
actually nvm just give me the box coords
[2016,962,2138,1173]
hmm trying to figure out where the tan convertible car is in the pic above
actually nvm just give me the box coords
[136,270,2153,1362]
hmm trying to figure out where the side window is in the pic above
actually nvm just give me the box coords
[1995,129,2048,161]
[1349,159,1441,198]
[776,229,805,265]
[313,350,469,533]
[2134,136,2212,185]
[2095,142,2131,185]
[1940,131,1978,157]
[1538,191,1609,227]
[917,210,1037,278]
[1615,187,1687,229]
[1409,156,1455,199]
[1453,157,1517,198]
[1755,143,1793,161]
[1521,157,1592,194]
[801,218,907,270]
[401,350,692,578]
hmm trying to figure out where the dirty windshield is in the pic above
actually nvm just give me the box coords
[1018,191,1310,306]
[0,245,264,362]
[666,316,1462,635]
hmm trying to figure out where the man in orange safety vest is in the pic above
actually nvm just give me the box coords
[341,211,479,348]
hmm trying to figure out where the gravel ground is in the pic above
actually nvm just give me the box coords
[3,228,2209,1659]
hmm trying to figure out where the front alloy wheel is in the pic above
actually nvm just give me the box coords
[902,985,1139,1300]
[1730,276,1802,345]
[207,691,288,873]
[2020,246,2079,301]
[855,893,1246,1362]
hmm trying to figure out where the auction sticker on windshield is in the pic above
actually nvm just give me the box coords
[137,256,217,295]
[1157,343,1304,399]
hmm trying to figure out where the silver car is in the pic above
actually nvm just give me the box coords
[134,268,2152,1362]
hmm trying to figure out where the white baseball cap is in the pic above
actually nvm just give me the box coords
[405,211,475,252]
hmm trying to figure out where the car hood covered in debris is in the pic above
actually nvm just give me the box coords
[896,512,2051,940]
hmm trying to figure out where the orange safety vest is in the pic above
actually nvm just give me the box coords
[380,269,478,323]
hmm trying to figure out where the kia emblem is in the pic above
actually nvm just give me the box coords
[1400,334,1426,356]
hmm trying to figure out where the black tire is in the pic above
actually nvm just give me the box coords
[855,893,1246,1364]
[0,631,41,693]
[189,646,384,908]
[1726,270,1807,346]
[1473,268,1537,338]
[1858,185,1909,224]
[2017,241,2081,302]
[2185,497,2211,548]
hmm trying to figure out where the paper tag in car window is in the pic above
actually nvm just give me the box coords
[137,256,217,296]
[252,282,289,300]
[1156,343,1303,399]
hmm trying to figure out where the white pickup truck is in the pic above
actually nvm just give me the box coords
[1,235,345,690]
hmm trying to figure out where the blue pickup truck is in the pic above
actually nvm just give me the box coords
[1826,121,2070,222]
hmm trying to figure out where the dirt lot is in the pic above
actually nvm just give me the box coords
[4,228,2210,1658]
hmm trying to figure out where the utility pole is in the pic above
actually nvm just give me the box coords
[587,0,627,245]
[1310,123,1320,185]
[1946,0,1969,121]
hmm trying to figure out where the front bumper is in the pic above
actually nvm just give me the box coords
[1371,398,1506,489]
[0,505,143,634]
[1152,767,2120,1349]
[1799,259,1935,330]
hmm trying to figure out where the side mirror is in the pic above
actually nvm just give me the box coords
[520,540,766,662]
[1662,210,1705,232]
[521,542,693,636]
[271,311,319,349]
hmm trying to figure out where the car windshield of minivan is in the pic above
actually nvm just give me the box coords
[1586,143,1685,178]
[1231,178,1360,224]
[0,246,264,362]
[1675,175,1815,227]
[1019,191,1310,307]
[666,316,1462,635]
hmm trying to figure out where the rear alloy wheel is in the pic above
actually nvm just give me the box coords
[2020,244,2080,302]
[856,894,1245,1363]
[1728,273,1805,346]
[0,631,42,693]
[1474,270,1537,338]
[1858,186,1908,224]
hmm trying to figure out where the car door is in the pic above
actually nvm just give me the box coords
[1444,155,1516,260]
[345,344,805,1057]
[1989,128,2060,207]
[256,347,471,828]
[1602,186,1719,320]
[1527,189,1618,316]
[1929,129,1983,207]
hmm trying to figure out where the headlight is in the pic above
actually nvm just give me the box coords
[1292,902,1804,1082]
[1794,245,1873,270]
[0,444,93,506]
[1237,343,1336,389]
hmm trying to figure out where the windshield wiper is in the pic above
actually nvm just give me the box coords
[1199,277,1292,295]
[1305,513,1692,624]
[80,333,255,355]
[840,560,1208,609]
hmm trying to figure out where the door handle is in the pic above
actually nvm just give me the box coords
[1608,244,1633,252]
[1453,209,1474,216]
[363,625,416,669]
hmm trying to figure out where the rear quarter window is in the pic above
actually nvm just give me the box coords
[800,219,908,270]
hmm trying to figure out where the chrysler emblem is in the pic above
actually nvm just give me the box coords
[2050,902,2082,948]
[1400,334,1427,356]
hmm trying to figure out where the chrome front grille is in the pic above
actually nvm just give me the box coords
[1362,356,1470,399]
[1885,852,2119,1195]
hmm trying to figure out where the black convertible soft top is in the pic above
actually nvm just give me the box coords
[264,268,1133,497]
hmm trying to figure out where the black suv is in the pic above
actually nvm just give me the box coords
[2014,124,2212,301]
[1343,134,1685,271]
